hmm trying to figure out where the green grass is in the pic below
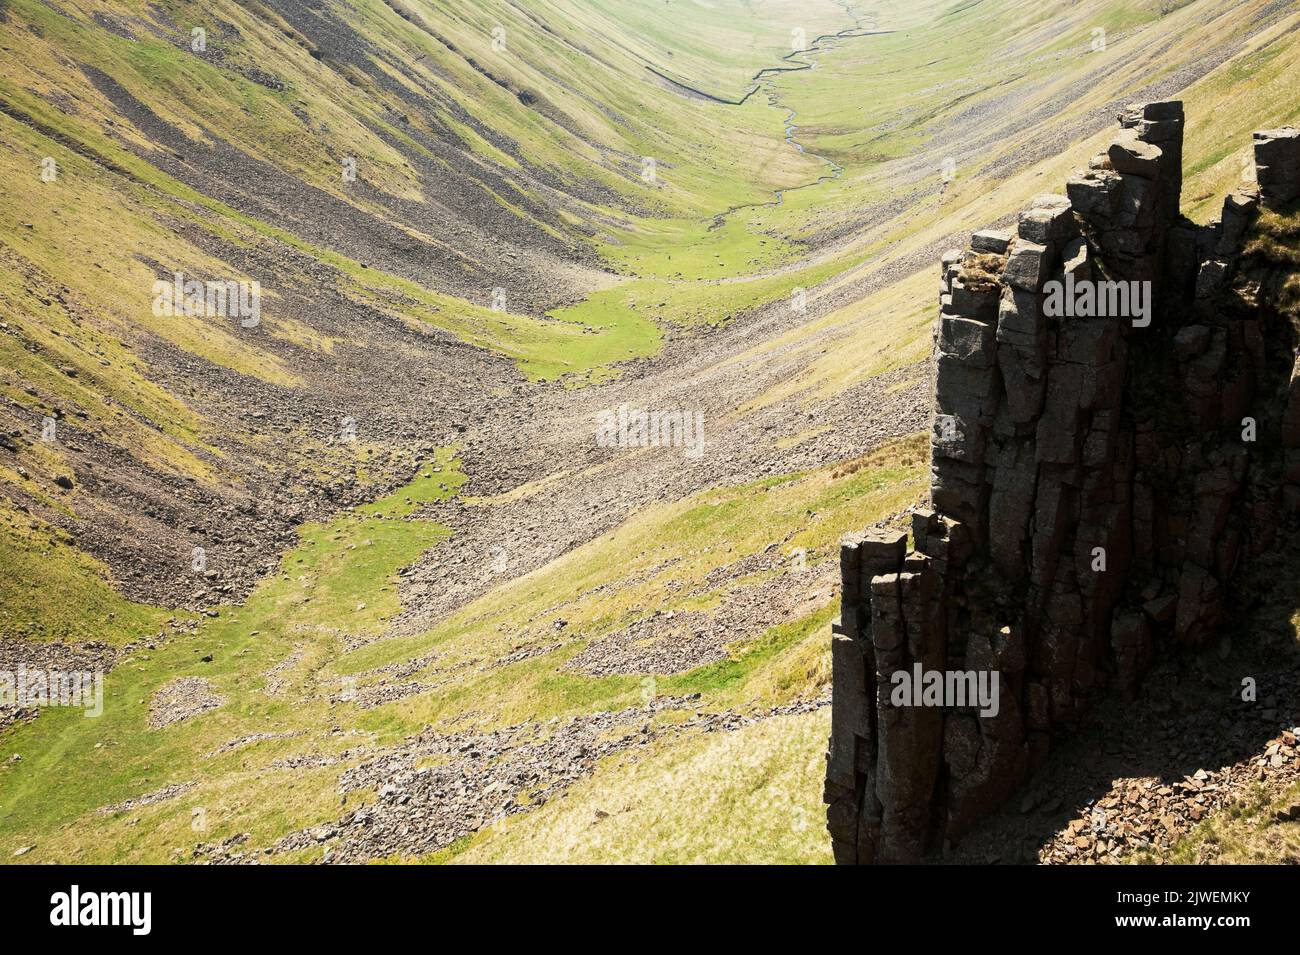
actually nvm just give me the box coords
[4,0,1300,865]
[0,435,925,862]
[0,448,464,859]
[0,506,173,644]
[332,435,927,729]
[0,0,859,387]
[450,708,835,864]
[664,604,838,700]
[1161,777,1300,864]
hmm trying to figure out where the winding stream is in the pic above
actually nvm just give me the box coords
[641,0,890,230]
[708,23,893,228]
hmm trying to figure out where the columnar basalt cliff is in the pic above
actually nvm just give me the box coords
[825,103,1300,864]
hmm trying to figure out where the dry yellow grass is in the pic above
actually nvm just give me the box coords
[453,710,834,864]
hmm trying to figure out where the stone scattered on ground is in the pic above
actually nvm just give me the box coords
[261,646,305,697]
[0,638,119,735]
[205,731,305,759]
[567,561,835,677]
[191,691,832,864]
[950,654,1300,865]
[97,782,196,816]
[149,677,226,729]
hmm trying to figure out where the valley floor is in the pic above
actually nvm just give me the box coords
[3,0,1300,864]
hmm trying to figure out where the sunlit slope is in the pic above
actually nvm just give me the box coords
[0,0,858,411]
[4,0,1300,866]
[455,709,836,864]
[0,439,926,862]
[1,0,847,281]
[544,0,1300,367]
[0,0,863,617]
[718,0,1300,411]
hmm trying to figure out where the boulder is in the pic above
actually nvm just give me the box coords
[1002,241,1050,291]
[1253,127,1300,206]
[971,229,1012,254]
[1108,132,1163,180]
[1018,205,1077,246]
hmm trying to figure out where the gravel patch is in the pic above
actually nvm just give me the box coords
[0,638,118,736]
[97,782,196,815]
[149,677,226,729]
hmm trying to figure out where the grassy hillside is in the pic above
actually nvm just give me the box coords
[3,0,1300,864]
[0,0,873,621]
[0,437,925,862]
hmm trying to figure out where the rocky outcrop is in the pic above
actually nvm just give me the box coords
[825,104,1300,863]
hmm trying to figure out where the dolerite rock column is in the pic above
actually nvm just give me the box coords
[825,104,1300,862]
[1254,128,1300,206]
[825,530,905,864]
